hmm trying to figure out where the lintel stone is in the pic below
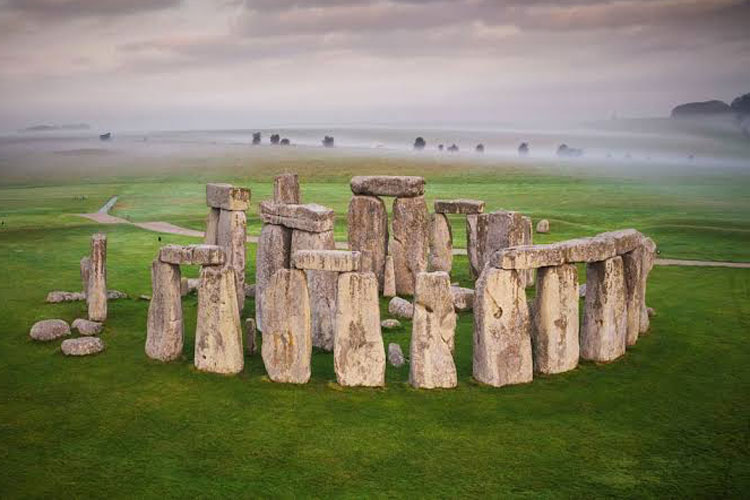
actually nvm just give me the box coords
[206,183,250,211]
[292,250,361,272]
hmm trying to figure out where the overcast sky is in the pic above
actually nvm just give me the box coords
[0,0,748,131]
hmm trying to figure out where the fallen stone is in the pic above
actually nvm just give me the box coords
[158,244,225,266]
[381,319,401,329]
[244,283,255,298]
[30,319,71,342]
[72,318,103,336]
[146,260,183,362]
[180,277,199,296]
[433,199,485,215]
[262,269,312,384]
[259,201,335,233]
[334,272,385,387]
[450,286,474,312]
[274,173,301,204]
[107,290,128,300]
[139,294,151,301]
[87,232,107,322]
[61,336,105,356]
[383,255,396,297]
[388,343,406,367]
[429,213,452,273]
[348,195,388,289]
[388,296,414,319]
[255,223,291,332]
[206,183,250,211]
[204,207,220,244]
[217,209,247,311]
[46,291,86,303]
[581,256,627,362]
[350,175,425,197]
[536,219,550,234]
[390,195,429,295]
[578,283,587,298]
[410,272,457,388]
[292,250,361,272]
[245,318,257,355]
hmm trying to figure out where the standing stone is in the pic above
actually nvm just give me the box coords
[245,318,257,355]
[622,246,645,346]
[255,223,291,331]
[429,213,453,273]
[80,256,91,292]
[410,272,457,388]
[390,196,429,295]
[466,214,486,279]
[217,209,247,312]
[146,259,183,361]
[383,255,396,297]
[581,257,627,362]
[194,265,244,375]
[473,267,533,387]
[639,238,657,334]
[204,207,220,244]
[536,219,550,234]
[334,272,385,387]
[291,229,337,351]
[87,233,107,322]
[388,343,406,367]
[521,216,535,288]
[531,264,579,374]
[274,173,301,204]
[450,286,474,312]
[262,269,312,384]
[484,211,526,264]
[348,195,388,289]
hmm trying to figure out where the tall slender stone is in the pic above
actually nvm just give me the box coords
[473,267,533,387]
[262,269,312,384]
[429,213,453,273]
[80,256,91,292]
[145,260,183,362]
[348,195,388,289]
[521,216,534,288]
[531,264,579,374]
[255,223,291,331]
[383,255,396,297]
[274,173,301,204]
[204,208,220,244]
[195,265,244,375]
[639,238,657,334]
[334,272,385,387]
[291,229,337,351]
[87,233,107,322]
[390,195,429,295]
[466,214,486,279]
[581,256,627,362]
[410,272,457,388]
[217,209,247,311]
[622,246,645,346]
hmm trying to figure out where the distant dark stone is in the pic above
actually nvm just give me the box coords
[270,134,281,145]
[447,144,459,152]
[414,137,426,150]
[322,136,334,148]
[518,142,529,156]
[475,144,484,153]
[671,100,731,118]
[252,132,261,145]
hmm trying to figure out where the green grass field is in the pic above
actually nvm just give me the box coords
[1,151,749,497]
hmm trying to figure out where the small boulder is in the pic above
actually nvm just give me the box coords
[139,294,152,301]
[46,291,86,303]
[107,290,128,300]
[381,319,401,330]
[30,319,71,341]
[388,343,406,367]
[578,284,587,298]
[72,318,103,336]
[647,307,655,318]
[388,297,414,319]
[61,336,105,356]
[536,219,550,234]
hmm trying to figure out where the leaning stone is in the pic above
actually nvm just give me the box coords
[262,269,312,384]
[292,250,361,272]
[245,318,257,355]
[204,207,220,244]
[536,219,550,233]
[259,201,335,233]
[291,229,337,351]
[640,238,657,334]
[429,213,452,273]
[531,264,579,374]
[146,260,183,362]
[348,195,388,289]
[206,183,250,211]
[274,173,301,204]
[473,267,533,387]
[46,291,86,303]
[488,244,565,270]
[61,336,105,356]
[390,195,429,295]
[383,255,396,297]
[381,319,401,329]
[557,235,616,263]
[80,256,91,292]
[433,199,485,215]
[350,175,425,197]
[450,286,474,312]
[159,244,225,266]
[194,265,244,375]
[334,272,385,387]
[410,272,457,388]
[581,256,627,362]
[87,232,107,322]
[217,209,247,311]
[388,297,414,319]
[72,318,103,336]
[30,319,70,341]
[622,245,645,346]
[255,223,291,332]
[388,343,406,367]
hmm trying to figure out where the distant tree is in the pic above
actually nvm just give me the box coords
[322,136,334,148]
[518,142,529,156]
[475,143,484,153]
[438,144,444,151]
[557,144,583,158]
[447,144,459,152]
[730,92,750,115]
[270,134,281,145]
[252,132,261,145]
[280,138,290,146]
[414,137,426,150]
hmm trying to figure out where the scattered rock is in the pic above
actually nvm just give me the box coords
[536,219,550,234]
[647,307,655,318]
[388,343,406,367]
[30,319,71,342]
[381,319,401,329]
[388,297,414,319]
[72,318,103,336]
[106,290,128,300]
[139,294,151,301]
[61,336,105,356]
[578,283,587,298]
[244,283,255,298]
[450,286,474,312]
[46,291,86,303]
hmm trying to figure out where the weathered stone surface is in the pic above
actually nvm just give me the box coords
[206,183,250,211]
[484,211,526,263]
[381,319,401,329]
[536,219,550,234]
[350,175,425,197]
[410,272,457,388]
[159,244,225,266]
[531,264,579,374]
[521,216,535,287]
[61,336,105,356]
[334,272,385,387]
[244,283,255,298]
[30,319,70,341]
[292,250,361,272]
[259,201,335,233]
[488,244,565,270]
[383,255,396,297]
[80,256,91,291]
[639,237,657,334]
[194,265,244,375]
[255,223,291,332]
[46,291,86,303]
[450,286,474,312]
[579,283,587,298]
[557,235,617,263]
[146,260,183,362]
[600,229,643,255]
[473,267,533,387]
[139,294,151,301]
[581,256,627,362]
[274,173,301,204]
[72,318,103,336]
[291,229,337,351]
[390,195,429,295]
[388,296,414,319]
[388,343,406,367]
[466,214,485,278]
[433,199,485,215]
[348,195,388,289]
[647,307,655,318]
[622,246,645,346]
[87,233,107,322]
[429,213,452,273]
[107,290,128,300]
[204,207,220,244]
[245,318,257,355]
[262,269,312,384]
[180,278,199,296]
[217,209,247,311]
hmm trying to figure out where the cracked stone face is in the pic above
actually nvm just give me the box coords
[581,256,627,363]
[348,195,388,290]
[390,196,429,295]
